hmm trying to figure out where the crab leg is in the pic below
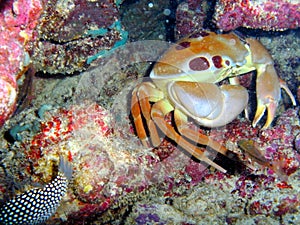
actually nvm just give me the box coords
[173,109,228,155]
[279,79,297,106]
[131,82,164,147]
[131,88,149,146]
[151,99,227,173]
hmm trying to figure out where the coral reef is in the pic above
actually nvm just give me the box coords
[4,101,190,222]
[175,0,207,39]
[30,0,128,74]
[0,0,299,224]
[2,97,298,224]
[0,0,43,126]
[214,0,300,31]
[0,0,128,126]
[125,169,300,224]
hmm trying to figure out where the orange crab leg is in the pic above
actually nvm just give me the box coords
[131,88,149,147]
[131,82,163,147]
[173,109,228,155]
[279,79,297,106]
[151,99,227,173]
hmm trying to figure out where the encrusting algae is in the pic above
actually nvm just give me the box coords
[0,156,72,225]
[238,139,288,181]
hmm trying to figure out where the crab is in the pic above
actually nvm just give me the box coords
[131,31,296,173]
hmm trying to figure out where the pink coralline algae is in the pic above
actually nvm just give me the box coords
[233,174,275,199]
[217,108,299,178]
[175,0,207,39]
[3,101,299,223]
[17,102,192,222]
[14,104,298,223]
[0,0,42,126]
[248,195,300,217]
[30,0,127,74]
[0,0,127,124]
[214,0,300,31]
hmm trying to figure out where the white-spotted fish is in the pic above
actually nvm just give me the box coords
[0,156,72,225]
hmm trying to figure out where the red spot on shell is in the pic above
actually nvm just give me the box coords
[212,55,223,68]
[225,60,230,66]
[189,57,210,71]
[175,41,191,50]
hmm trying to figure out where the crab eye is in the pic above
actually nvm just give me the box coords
[189,57,210,71]
[221,56,233,67]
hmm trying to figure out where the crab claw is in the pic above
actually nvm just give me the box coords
[247,38,296,129]
[253,63,297,129]
[253,64,281,129]
[168,81,249,127]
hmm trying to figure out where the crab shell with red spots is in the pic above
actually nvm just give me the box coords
[131,30,296,173]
